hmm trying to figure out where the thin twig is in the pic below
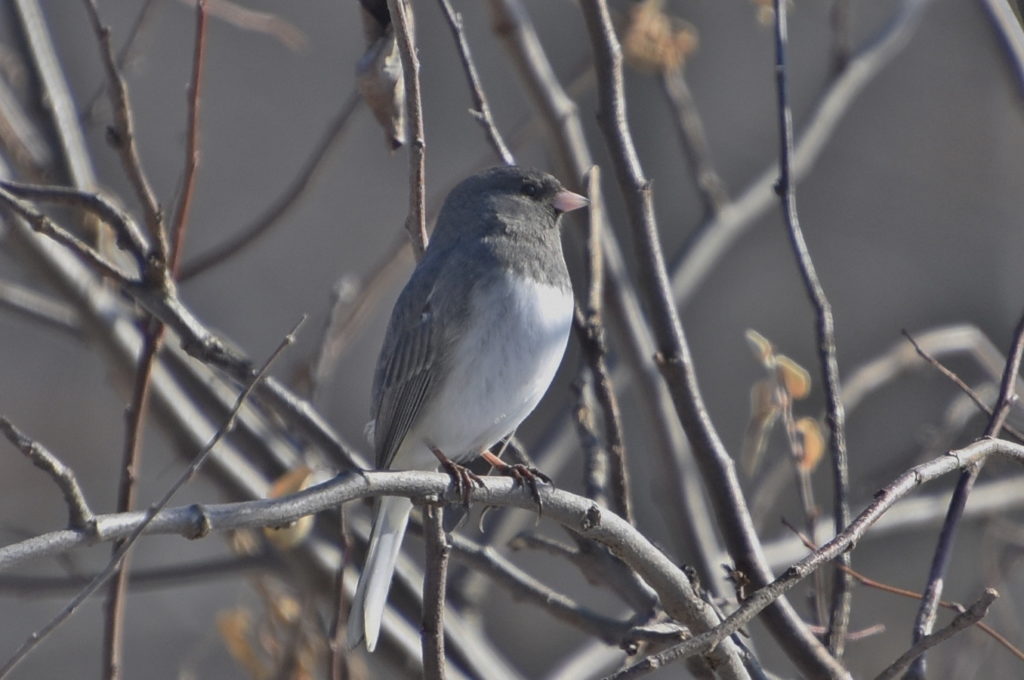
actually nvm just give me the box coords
[573,374,609,507]
[387,0,428,257]
[876,589,998,680]
[179,89,361,280]
[168,0,208,276]
[573,166,632,524]
[80,0,163,123]
[0,317,305,679]
[0,179,151,269]
[82,0,167,266]
[437,0,514,165]
[902,329,1024,442]
[658,68,727,218]
[103,322,165,680]
[0,185,136,281]
[772,0,852,657]
[421,503,449,680]
[0,418,95,531]
[908,311,1024,677]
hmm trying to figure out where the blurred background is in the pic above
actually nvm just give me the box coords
[1,0,1023,677]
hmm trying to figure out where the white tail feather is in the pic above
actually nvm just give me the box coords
[348,496,413,651]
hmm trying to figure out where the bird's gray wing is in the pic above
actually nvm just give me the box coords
[371,257,459,470]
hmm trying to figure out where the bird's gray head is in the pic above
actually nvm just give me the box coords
[430,166,588,247]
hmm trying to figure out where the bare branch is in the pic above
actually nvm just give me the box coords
[328,505,353,680]
[573,166,632,524]
[421,503,448,680]
[0,179,150,272]
[0,418,94,532]
[771,0,852,656]
[103,323,164,680]
[902,329,1024,442]
[387,0,428,257]
[876,589,999,680]
[658,68,727,218]
[82,0,167,265]
[168,0,209,276]
[80,0,162,122]
[437,0,514,165]
[0,184,137,281]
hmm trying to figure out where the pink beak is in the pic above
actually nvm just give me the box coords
[552,189,589,213]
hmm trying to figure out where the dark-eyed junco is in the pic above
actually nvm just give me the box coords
[348,166,588,651]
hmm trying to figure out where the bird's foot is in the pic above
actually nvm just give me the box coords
[432,447,485,506]
[481,451,551,511]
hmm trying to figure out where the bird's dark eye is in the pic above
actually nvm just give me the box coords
[520,181,540,198]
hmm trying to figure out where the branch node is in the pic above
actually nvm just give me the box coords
[185,503,213,539]
[581,504,602,531]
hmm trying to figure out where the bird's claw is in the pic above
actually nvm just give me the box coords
[498,464,551,511]
[441,458,485,507]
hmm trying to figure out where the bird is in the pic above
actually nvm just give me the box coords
[348,165,588,652]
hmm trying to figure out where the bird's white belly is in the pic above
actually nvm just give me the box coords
[416,273,572,462]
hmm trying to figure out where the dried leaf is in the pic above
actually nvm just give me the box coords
[623,0,699,72]
[356,21,406,150]
[217,608,269,680]
[745,328,774,368]
[777,355,811,399]
[795,417,825,472]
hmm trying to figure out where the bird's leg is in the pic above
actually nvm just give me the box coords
[481,450,551,510]
[430,446,485,506]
